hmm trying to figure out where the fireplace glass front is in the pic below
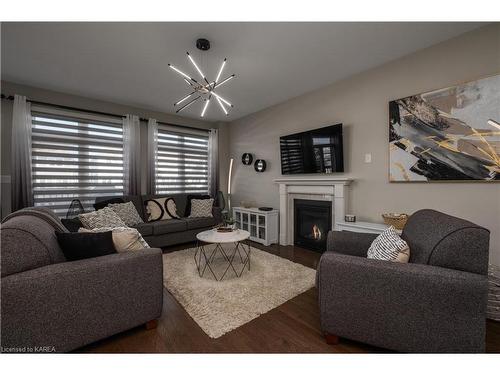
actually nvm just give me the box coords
[294,199,332,252]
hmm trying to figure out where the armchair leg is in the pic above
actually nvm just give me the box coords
[145,319,158,330]
[325,333,339,345]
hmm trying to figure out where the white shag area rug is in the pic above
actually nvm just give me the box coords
[162,244,316,339]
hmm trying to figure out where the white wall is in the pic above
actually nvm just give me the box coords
[0,81,230,217]
[227,24,500,265]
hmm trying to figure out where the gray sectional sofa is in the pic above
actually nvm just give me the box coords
[94,194,222,248]
[1,207,163,353]
[317,209,490,353]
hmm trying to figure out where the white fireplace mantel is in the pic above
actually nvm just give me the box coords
[274,176,353,246]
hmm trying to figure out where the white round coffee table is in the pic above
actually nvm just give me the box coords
[195,229,251,281]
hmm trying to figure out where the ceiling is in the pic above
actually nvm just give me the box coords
[1,22,485,122]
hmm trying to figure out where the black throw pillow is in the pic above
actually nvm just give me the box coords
[61,217,83,232]
[56,231,117,261]
[93,197,125,211]
[185,194,211,217]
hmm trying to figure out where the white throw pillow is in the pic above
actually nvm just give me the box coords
[79,207,126,230]
[79,227,150,252]
[108,201,144,226]
[145,197,180,222]
[367,226,410,263]
[189,198,214,218]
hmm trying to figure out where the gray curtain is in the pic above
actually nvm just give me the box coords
[146,118,158,195]
[208,128,219,197]
[123,114,141,195]
[11,94,34,211]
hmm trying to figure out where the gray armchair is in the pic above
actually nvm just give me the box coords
[317,209,490,353]
[1,207,163,353]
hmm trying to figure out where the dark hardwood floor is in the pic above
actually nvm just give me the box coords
[78,241,500,353]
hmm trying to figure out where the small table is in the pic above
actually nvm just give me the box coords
[195,229,251,281]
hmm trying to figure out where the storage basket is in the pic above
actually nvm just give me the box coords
[382,213,409,230]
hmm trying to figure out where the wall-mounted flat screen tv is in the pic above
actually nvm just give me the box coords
[280,124,344,174]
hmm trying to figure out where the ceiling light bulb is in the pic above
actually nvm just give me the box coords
[187,52,205,79]
[212,91,233,107]
[169,64,196,83]
[488,119,500,130]
[215,58,227,83]
[215,96,228,115]
[214,74,235,89]
[201,96,211,117]
[176,96,201,113]
[174,91,195,106]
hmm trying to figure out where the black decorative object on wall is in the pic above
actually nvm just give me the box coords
[242,153,253,165]
[254,159,266,172]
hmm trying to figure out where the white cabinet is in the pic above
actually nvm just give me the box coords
[233,207,279,246]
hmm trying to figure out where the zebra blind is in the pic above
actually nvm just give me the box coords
[280,137,305,174]
[31,106,124,216]
[155,125,209,195]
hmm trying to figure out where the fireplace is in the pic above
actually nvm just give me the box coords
[294,199,332,252]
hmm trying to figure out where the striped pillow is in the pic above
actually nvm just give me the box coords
[367,226,410,263]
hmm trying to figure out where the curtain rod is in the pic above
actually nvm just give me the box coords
[0,93,210,133]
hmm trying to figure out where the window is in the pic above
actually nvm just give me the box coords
[155,124,209,194]
[31,106,124,216]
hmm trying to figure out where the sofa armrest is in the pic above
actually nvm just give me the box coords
[1,248,163,353]
[317,252,488,352]
[326,230,378,257]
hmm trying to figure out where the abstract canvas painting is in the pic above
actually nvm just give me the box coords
[389,74,500,181]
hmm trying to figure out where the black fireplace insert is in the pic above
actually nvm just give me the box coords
[294,199,332,252]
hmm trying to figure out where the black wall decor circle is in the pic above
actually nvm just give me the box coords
[242,153,253,165]
[254,159,266,172]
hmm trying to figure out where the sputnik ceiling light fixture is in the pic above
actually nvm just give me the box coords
[168,38,235,118]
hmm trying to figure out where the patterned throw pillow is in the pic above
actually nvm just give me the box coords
[189,198,214,218]
[79,226,150,252]
[185,194,211,216]
[145,197,180,222]
[367,226,410,263]
[79,207,126,230]
[108,201,143,226]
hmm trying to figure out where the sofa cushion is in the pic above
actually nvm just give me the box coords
[61,217,83,232]
[108,201,144,226]
[56,231,117,261]
[367,226,410,263]
[133,222,154,236]
[142,194,188,218]
[79,227,150,252]
[185,194,211,217]
[184,217,217,230]
[153,220,187,235]
[144,197,180,222]
[79,207,126,229]
[94,195,145,222]
[188,198,214,218]
[93,197,125,211]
